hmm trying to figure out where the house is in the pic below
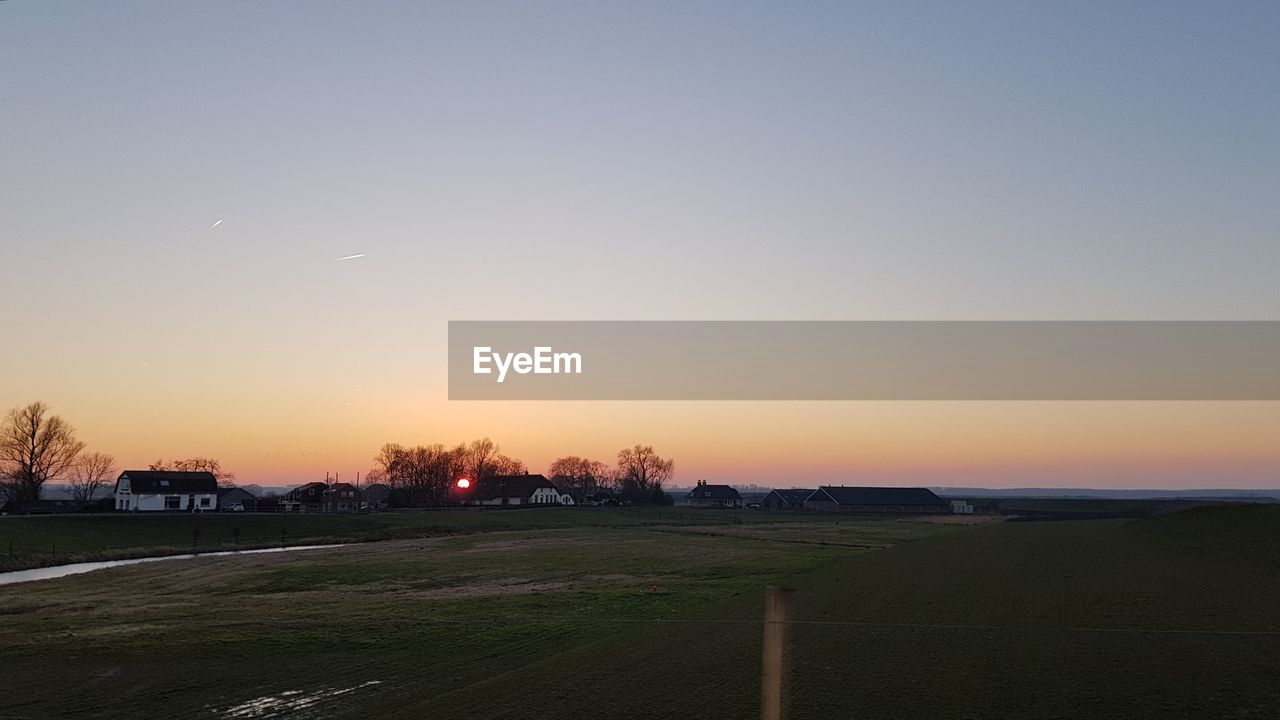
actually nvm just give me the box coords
[217,486,258,511]
[803,486,948,514]
[115,470,218,512]
[682,480,743,508]
[362,483,392,510]
[762,489,814,512]
[322,482,360,513]
[469,475,564,506]
[283,481,328,512]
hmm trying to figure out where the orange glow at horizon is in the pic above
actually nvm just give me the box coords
[9,389,1276,490]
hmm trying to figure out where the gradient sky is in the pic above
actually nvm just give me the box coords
[2,1,1277,488]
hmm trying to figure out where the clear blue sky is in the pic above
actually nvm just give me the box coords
[2,1,1277,487]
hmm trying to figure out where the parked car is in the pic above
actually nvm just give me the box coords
[227,502,245,512]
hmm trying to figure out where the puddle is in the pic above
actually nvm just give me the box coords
[220,681,383,718]
[0,544,347,586]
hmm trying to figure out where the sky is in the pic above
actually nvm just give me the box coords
[1,1,1277,489]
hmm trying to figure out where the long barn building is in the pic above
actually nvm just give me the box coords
[802,486,948,514]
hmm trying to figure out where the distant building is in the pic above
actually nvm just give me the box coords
[322,482,360,513]
[362,483,392,510]
[115,470,218,512]
[217,486,258,511]
[803,486,948,514]
[950,500,975,515]
[683,480,744,508]
[762,489,814,512]
[282,481,329,512]
[469,475,564,506]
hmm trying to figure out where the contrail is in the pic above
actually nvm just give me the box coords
[334,253,367,261]
[211,219,223,228]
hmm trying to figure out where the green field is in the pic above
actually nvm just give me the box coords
[0,508,831,572]
[1,505,1277,719]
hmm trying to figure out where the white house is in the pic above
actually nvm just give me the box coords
[115,470,219,512]
[469,474,566,506]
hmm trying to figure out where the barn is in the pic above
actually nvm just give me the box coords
[762,489,814,511]
[115,470,219,512]
[803,486,948,514]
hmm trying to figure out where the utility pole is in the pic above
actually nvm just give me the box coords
[761,586,795,720]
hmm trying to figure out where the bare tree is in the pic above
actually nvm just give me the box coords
[548,456,615,499]
[489,454,527,477]
[69,451,117,504]
[0,402,86,508]
[465,437,499,480]
[371,443,405,480]
[149,457,237,487]
[616,444,674,502]
[370,439,526,506]
[373,442,466,507]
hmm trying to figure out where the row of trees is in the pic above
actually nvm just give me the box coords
[549,445,675,504]
[367,438,527,507]
[366,440,676,507]
[2,400,678,510]
[147,457,237,485]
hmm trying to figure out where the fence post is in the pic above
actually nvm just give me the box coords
[761,586,794,720]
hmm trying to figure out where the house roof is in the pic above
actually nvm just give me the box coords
[811,486,947,507]
[767,489,815,505]
[473,474,557,500]
[282,481,329,502]
[685,484,743,501]
[326,483,358,494]
[217,487,256,498]
[118,471,218,494]
[361,484,392,500]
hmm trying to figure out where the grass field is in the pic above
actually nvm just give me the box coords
[1,505,1277,719]
[0,508,841,572]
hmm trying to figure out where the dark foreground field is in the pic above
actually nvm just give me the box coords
[2,505,1277,719]
[0,507,860,572]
